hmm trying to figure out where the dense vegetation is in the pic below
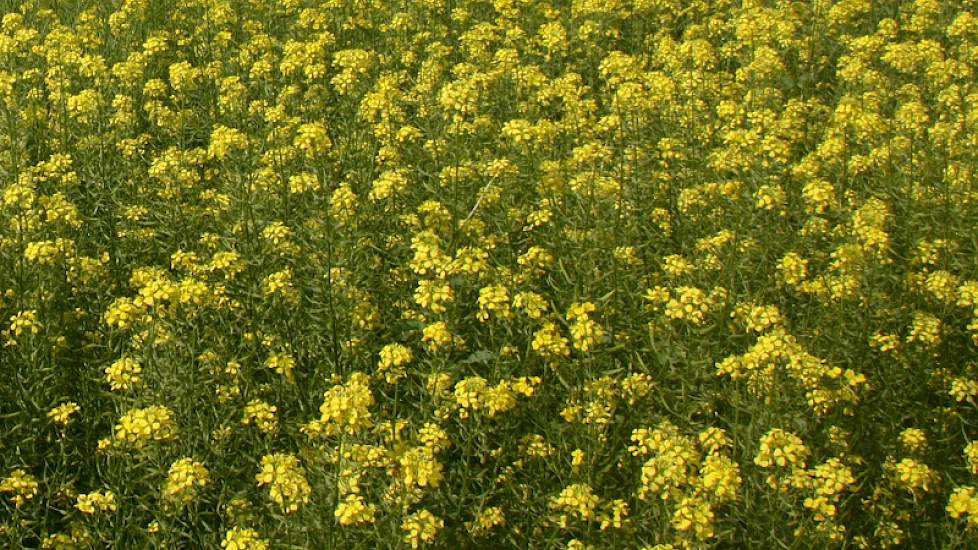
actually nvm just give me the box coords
[2,0,978,548]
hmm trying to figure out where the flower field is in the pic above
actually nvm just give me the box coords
[2,0,978,547]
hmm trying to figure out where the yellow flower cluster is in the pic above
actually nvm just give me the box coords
[164,458,209,507]
[208,125,250,160]
[421,321,458,352]
[293,122,331,159]
[477,284,512,322]
[0,469,39,507]
[304,372,374,437]
[948,487,978,528]
[562,374,655,431]
[401,509,443,549]
[631,422,741,542]
[466,506,506,535]
[242,400,278,433]
[731,302,783,333]
[531,321,570,364]
[396,445,444,489]
[6,309,41,344]
[221,527,269,550]
[107,405,178,449]
[550,483,602,525]
[797,458,857,522]
[716,329,867,415]
[24,238,74,265]
[47,402,81,427]
[647,286,728,326]
[886,457,938,496]
[377,343,413,384]
[453,376,540,418]
[104,357,142,391]
[264,352,296,383]
[335,493,378,526]
[755,429,810,470]
[262,268,298,303]
[255,453,310,514]
[75,491,116,514]
[566,302,605,352]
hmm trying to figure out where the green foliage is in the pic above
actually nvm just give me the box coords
[1,0,978,548]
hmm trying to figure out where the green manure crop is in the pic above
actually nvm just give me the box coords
[2,0,978,548]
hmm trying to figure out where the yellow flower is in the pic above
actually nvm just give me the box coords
[262,269,298,303]
[255,453,310,513]
[401,509,444,548]
[264,352,296,382]
[207,125,250,160]
[221,527,269,550]
[104,357,142,391]
[304,372,374,437]
[377,343,413,384]
[421,321,454,352]
[397,446,444,489]
[964,442,978,475]
[698,453,742,504]
[164,458,209,506]
[75,491,116,514]
[468,506,505,534]
[330,184,358,224]
[888,457,938,494]
[335,494,378,526]
[454,376,488,417]
[369,169,409,201]
[672,495,715,541]
[414,280,454,314]
[571,449,586,472]
[260,222,298,254]
[550,483,601,522]
[294,122,332,159]
[47,402,81,427]
[66,89,100,124]
[948,487,978,528]
[7,309,41,341]
[906,311,941,347]
[514,292,548,320]
[755,429,809,469]
[566,302,605,352]
[477,285,511,322]
[0,469,39,507]
[531,322,570,363]
[242,400,279,433]
[112,405,178,449]
[899,428,927,452]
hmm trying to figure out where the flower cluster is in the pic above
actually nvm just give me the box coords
[106,406,178,449]
[255,453,311,514]
[163,458,210,508]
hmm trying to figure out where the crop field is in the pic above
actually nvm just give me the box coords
[2,0,978,548]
